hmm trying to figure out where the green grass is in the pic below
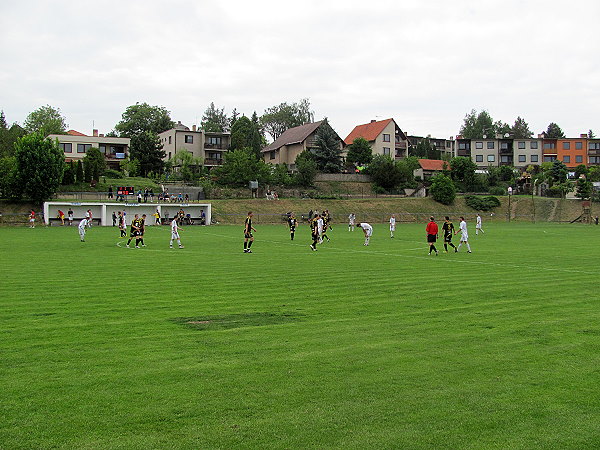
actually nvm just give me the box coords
[2,221,600,448]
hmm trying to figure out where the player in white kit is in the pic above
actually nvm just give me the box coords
[170,217,184,249]
[389,214,396,238]
[357,222,372,246]
[455,216,472,253]
[476,214,484,235]
[78,217,88,242]
[348,213,355,231]
[317,215,324,243]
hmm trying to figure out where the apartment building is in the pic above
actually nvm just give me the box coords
[344,118,409,160]
[48,129,130,170]
[407,136,455,158]
[556,135,587,168]
[588,139,600,166]
[158,122,231,168]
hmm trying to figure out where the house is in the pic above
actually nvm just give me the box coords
[261,121,344,171]
[407,135,455,159]
[48,129,130,170]
[158,121,231,168]
[556,135,587,168]
[344,118,409,160]
[414,159,450,180]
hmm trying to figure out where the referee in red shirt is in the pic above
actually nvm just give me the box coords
[426,216,439,256]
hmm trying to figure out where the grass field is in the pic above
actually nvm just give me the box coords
[2,220,600,449]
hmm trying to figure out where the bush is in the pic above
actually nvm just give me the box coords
[488,186,505,196]
[429,174,456,205]
[103,169,123,179]
[465,195,501,211]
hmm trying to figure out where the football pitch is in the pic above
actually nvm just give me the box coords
[2,221,600,448]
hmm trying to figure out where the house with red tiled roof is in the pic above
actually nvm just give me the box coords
[414,159,451,180]
[261,121,344,171]
[344,118,409,160]
[47,129,130,170]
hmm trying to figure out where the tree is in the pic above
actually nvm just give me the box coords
[494,120,511,138]
[62,161,75,185]
[366,154,402,191]
[170,150,202,182]
[575,177,593,200]
[459,109,495,139]
[546,123,566,139]
[449,156,477,182]
[129,131,166,176]
[213,148,270,187]
[411,136,441,159]
[346,137,373,166]
[13,133,65,202]
[201,102,229,132]
[115,103,173,137]
[270,164,292,186]
[119,158,140,177]
[260,99,314,141]
[574,164,589,179]
[550,159,568,184]
[511,117,533,139]
[0,123,26,157]
[76,160,84,183]
[83,147,106,183]
[429,173,456,205]
[312,119,343,173]
[230,115,263,158]
[294,151,317,187]
[23,105,68,135]
[588,130,595,139]
[0,156,17,198]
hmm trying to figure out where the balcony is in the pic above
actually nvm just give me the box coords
[395,141,407,149]
[204,158,224,166]
[204,143,227,150]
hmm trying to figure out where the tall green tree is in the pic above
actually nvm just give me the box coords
[450,156,477,183]
[230,115,263,158]
[170,150,202,182]
[429,173,456,205]
[294,151,317,187]
[512,116,533,138]
[213,148,270,187]
[13,133,65,202]
[201,102,229,132]
[0,156,17,198]
[346,137,373,165]
[115,103,172,175]
[312,119,343,173]
[260,99,313,141]
[459,109,495,139]
[546,123,566,139]
[575,177,593,200]
[550,159,568,184]
[76,160,84,183]
[411,136,441,159]
[366,154,402,191]
[83,147,106,182]
[23,105,68,136]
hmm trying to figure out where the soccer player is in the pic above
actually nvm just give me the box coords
[425,216,439,255]
[442,216,458,253]
[389,214,396,238]
[136,214,147,248]
[348,213,355,231]
[317,214,325,243]
[357,222,372,246]
[78,217,88,242]
[29,210,35,228]
[86,209,93,227]
[118,211,127,237]
[288,212,298,240]
[126,214,141,248]
[309,214,320,251]
[321,210,331,242]
[476,214,484,235]
[170,216,184,249]
[455,216,472,253]
[67,208,73,226]
[243,211,256,253]
[58,210,65,226]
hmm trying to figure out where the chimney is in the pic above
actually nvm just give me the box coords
[580,133,588,138]
[99,133,104,137]
[192,125,197,132]
[93,129,98,137]
[370,120,376,123]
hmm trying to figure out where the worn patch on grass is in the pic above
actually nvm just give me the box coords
[172,312,303,331]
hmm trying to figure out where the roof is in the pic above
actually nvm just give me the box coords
[418,159,450,171]
[67,130,87,136]
[344,118,394,145]
[262,121,323,152]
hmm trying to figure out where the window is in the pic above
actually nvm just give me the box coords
[458,142,469,150]
[518,141,526,149]
[563,142,570,150]
[500,142,509,150]
[383,134,390,142]
[475,142,483,149]
[530,141,538,149]
[487,142,495,149]
[476,155,483,162]
[543,156,556,162]
[576,155,583,163]
[446,141,451,148]
[589,143,600,150]
[270,151,276,160]
[531,155,539,162]
[168,136,172,145]
[99,144,106,154]
[60,143,72,153]
[185,135,193,144]
[208,137,222,145]
[563,156,571,163]
[487,155,495,162]
[383,147,391,155]
[576,142,583,150]
[77,144,91,153]
[543,142,555,150]
[500,155,511,163]
[518,155,526,162]
[590,156,600,164]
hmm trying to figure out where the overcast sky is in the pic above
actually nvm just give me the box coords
[1,0,599,141]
